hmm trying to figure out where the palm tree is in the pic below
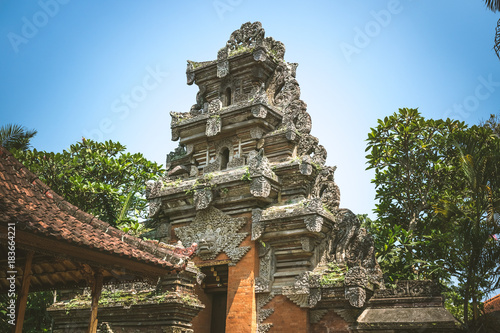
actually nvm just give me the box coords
[438,126,500,325]
[0,124,37,151]
[483,1,500,59]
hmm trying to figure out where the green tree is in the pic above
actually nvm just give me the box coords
[13,138,163,227]
[0,123,37,151]
[482,1,500,59]
[436,125,500,325]
[365,108,466,281]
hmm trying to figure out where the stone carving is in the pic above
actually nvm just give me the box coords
[251,176,271,198]
[227,156,245,168]
[282,272,321,308]
[252,208,264,240]
[345,266,367,288]
[300,156,313,176]
[170,111,193,128]
[263,37,286,60]
[193,188,213,210]
[256,292,274,333]
[310,309,328,324]
[283,100,311,135]
[248,149,270,173]
[189,166,198,177]
[305,215,323,232]
[312,144,327,166]
[208,99,222,113]
[301,237,314,252]
[311,166,340,212]
[206,116,221,137]
[255,277,271,294]
[255,243,274,293]
[274,70,300,109]
[186,61,195,85]
[253,48,267,62]
[217,47,229,78]
[190,85,206,115]
[297,133,319,157]
[146,179,163,199]
[149,198,161,217]
[203,157,220,174]
[172,128,180,141]
[226,21,265,51]
[250,127,265,139]
[345,286,366,308]
[250,83,268,105]
[374,280,441,298]
[251,105,267,118]
[174,207,250,263]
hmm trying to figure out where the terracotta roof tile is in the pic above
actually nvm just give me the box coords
[0,146,197,271]
[485,293,500,313]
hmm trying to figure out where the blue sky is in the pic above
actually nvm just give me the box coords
[1,0,499,222]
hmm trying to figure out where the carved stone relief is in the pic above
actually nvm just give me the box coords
[311,166,340,212]
[174,207,250,263]
[193,188,213,210]
[250,176,271,198]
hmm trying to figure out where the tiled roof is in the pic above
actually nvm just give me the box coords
[0,146,196,271]
[485,293,500,313]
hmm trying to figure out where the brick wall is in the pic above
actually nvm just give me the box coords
[264,295,309,333]
[310,310,350,333]
[225,231,258,333]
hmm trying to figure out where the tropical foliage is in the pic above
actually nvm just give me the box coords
[365,109,500,326]
[0,123,37,151]
[13,138,163,227]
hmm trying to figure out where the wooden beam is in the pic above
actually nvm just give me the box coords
[13,251,33,333]
[87,269,103,333]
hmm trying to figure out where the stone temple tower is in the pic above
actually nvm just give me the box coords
[146,22,458,333]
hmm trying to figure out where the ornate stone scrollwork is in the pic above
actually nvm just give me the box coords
[251,208,264,240]
[256,292,274,333]
[174,207,250,263]
[190,85,206,115]
[305,215,323,232]
[263,37,285,60]
[217,47,229,78]
[206,116,221,137]
[193,188,213,210]
[311,166,340,212]
[208,99,222,113]
[251,176,271,198]
[248,149,273,175]
[345,286,366,308]
[226,21,265,51]
[251,105,267,118]
[282,271,321,308]
[255,242,275,293]
[148,198,161,218]
[250,83,268,105]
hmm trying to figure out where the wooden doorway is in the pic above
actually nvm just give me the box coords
[201,264,228,333]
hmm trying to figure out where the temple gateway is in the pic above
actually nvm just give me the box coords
[142,22,459,332]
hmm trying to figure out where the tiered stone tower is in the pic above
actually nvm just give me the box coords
[146,22,457,333]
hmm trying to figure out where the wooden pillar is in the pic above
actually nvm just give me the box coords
[13,251,34,333]
[87,269,103,333]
